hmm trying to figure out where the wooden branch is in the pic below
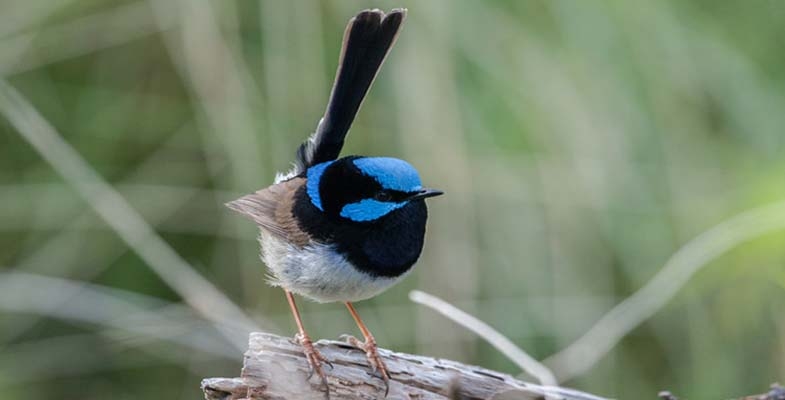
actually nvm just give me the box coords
[201,332,609,400]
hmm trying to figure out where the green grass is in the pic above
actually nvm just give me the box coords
[1,1,784,398]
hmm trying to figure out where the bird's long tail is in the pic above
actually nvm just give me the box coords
[288,8,406,179]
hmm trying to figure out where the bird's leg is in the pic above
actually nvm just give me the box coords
[343,302,390,395]
[285,290,331,396]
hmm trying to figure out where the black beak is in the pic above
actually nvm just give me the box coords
[408,188,444,201]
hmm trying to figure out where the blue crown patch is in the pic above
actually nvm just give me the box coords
[353,157,422,192]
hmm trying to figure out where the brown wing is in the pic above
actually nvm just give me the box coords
[225,177,311,247]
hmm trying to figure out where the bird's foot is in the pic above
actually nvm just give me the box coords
[294,333,332,398]
[341,334,390,395]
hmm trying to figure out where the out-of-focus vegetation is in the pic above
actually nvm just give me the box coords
[1,1,784,399]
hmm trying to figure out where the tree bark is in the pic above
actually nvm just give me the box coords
[201,332,609,400]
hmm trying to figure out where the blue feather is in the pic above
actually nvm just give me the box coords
[353,157,422,192]
[306,160,334,211]
[340,199,407,222]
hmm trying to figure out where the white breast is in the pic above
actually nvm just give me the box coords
[258,232,407,303]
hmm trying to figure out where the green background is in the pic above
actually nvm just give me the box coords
[1,1,784,398]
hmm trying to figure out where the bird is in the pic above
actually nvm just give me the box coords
[226,8,442,397]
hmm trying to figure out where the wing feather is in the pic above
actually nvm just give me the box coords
[226,178,311,247]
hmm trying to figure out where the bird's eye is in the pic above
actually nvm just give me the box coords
[374,191,392,202]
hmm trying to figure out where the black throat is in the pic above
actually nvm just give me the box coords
[291,184,428,278]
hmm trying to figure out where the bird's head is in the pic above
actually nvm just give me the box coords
[305,156,443,222]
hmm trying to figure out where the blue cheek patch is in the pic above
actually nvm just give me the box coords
[353,157,422,192]
[340,199,406,222]
[306,161,334,211]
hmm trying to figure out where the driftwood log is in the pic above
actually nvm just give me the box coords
[202,333,785,399]
[201,332,608,400]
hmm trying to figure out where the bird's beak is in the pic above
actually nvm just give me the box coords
[408,188,444,201]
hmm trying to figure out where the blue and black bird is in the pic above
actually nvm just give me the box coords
[227,8,441,395]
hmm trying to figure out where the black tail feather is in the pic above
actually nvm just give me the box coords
[292,8,406,175]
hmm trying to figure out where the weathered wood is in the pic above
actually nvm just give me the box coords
[201,332,609,400]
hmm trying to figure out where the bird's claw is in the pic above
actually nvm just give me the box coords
[343,334,390,396]
[294,333,331,399]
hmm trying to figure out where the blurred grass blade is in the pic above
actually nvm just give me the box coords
[545,200,785,382]
[0,271,238,357]
[0,126,244,343]
[0,2,180,76]
[410,290,558,386]
[0,79,259,347]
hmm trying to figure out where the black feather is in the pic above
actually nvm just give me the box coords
[291,183,427,278]
[292,8,406,175]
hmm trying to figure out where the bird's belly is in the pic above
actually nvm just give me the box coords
[259,233,407,303]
